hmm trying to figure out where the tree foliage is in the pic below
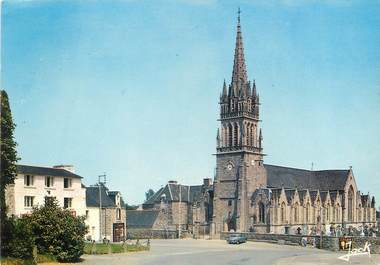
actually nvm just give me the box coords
[1,90,19,256]
[27,198,87,262]
[0,90,18,205]
[1,217,35,260]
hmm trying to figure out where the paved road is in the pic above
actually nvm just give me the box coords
[81,239,380,265]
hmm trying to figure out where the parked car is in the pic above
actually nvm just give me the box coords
[226,234,247,244]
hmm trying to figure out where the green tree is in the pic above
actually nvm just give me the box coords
[0,90,18,206]
[0,90,19,256]
[28,198,87,262]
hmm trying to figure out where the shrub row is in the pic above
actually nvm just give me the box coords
[1,198,87,263]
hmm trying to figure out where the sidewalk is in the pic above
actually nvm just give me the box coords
[275,252,380,265]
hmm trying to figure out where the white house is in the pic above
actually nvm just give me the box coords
[5,164,86,217]
[85,184,126,242]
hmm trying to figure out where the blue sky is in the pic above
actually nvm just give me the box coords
[3,0,380,205]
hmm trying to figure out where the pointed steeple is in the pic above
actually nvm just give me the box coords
[231,8,248,87]
[222,79,227,97]
[252,79,257,97]
[259,128,263,149]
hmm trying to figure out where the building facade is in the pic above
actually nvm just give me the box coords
[85,184,127,242]
[5,164,86,217]
[142,179,213,235]
[212,13,377,236]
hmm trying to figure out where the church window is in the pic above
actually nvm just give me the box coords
[246,124,250,145]
[259,202,265,223]
[306,203,310,223]
[233,124,238,146]
[250,124,254,147]
[228,124,233,147]
[281,202,286,223]
[348,186,354,222]
[293,203,299,223]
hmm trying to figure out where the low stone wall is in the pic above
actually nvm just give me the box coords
[127,229,177,239]
[220,232,380,253]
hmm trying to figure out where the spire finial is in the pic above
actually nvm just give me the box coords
[231,8,248,87]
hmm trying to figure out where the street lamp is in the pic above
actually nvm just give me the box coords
[98,173,106,242]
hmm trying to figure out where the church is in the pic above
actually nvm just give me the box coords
[211,12,377,236]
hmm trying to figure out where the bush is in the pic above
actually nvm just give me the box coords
[27,198,87,262]
[1,216,35,260]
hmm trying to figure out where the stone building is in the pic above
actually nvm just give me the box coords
[5,164,86,217]
[85,184,126,242]
[212,12,377,236]
[142,179,213,235]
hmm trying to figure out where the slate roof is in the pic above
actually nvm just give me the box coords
[126,210,159,228]
[144,183,206,205]
[86,185,117,207]
[298,190,307,204]
[17,164,82,178]
[265,164,349,191]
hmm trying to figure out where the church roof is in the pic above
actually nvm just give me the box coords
[143,183,205,205]
[264,164,349,191]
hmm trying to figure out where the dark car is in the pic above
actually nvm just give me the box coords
[226,234,247,244]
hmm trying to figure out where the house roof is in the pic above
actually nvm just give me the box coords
[126,210,160,228]
[17,164,82,179]
[265,164,349,191]
[86,185,117,207]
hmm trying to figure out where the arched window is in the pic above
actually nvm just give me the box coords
[228,124,233,147]
[250,124,254,147]
[335,204,340,222]
[326,204,330,222]
[293,203,299,223]
[116,208,121,220]
[233,123,238,146]
[281,202,286,223]
[348,186,354,222]
[246,124,250,146]
[259,202,265,223]
[306,203,310,224]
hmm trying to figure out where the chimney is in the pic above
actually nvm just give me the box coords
[53,165,75,173]
[203,178,212,187]
[168,180,178,184]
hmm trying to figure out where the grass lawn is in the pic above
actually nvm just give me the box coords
[1,254,56,265]
[84,242,149,255]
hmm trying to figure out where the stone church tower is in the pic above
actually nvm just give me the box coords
[213,11,267,234]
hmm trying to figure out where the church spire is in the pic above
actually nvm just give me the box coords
[231,8,248,87]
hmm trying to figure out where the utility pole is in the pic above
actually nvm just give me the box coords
[178,184,181,239]
[98,173,106,242]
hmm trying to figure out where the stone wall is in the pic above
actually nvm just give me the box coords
[127,229,177,239]
[101,207,126,242]
[220,232,380,253]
